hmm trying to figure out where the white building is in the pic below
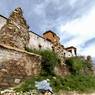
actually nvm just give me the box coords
[63,49,73,57]
[28,31,53,50]
[0,15,77,58]
[65,46,77,57]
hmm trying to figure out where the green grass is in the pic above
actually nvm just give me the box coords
[19,48,95,93]
[14,75,95,93]
[65,57,93,75]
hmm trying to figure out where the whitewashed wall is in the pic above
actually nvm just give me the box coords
[64,49,73,57]
[28,32,53,50]
[0,16,7,29]
[71,49,76,56]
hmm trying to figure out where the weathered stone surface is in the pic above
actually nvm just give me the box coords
[54,64,69,76]
[0,8,29,50]
[52,43,65,65]
[14,79,21,84]
[0,8,41,89]
[53,43,73,60]
[0,44,41,88]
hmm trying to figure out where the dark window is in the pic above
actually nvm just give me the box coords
[52,46,54,51]
[39,44,42,49]
[64,53,65,56]
[46,38,51,42]
[68,50,72,53]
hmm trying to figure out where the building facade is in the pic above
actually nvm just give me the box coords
[28,31,53,50]
[65,46,77,56]
[43,31,76,64]
[43,30,60,43]
[0,13,77,59]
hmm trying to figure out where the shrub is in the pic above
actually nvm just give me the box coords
[40,50,59,76]
[14,75,95,93]
[25,48,59,76]
[62,75,95,93]
[14,77,36,92]
[22,48,95,93]
[65,57,93,75]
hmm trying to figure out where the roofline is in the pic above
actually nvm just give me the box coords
[43,30,56,35]
[29,31,52,43]
[0,15,8,20]
[65,46,76,50]
[43,30,60,39]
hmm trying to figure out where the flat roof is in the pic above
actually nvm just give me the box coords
[29,31,52,43]
[0,15,7,20]
[65,46,76,50]
[43,30,60,39]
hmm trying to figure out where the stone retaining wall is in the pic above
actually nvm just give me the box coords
[0,44,41,88]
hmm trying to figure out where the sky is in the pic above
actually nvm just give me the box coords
[0,0,95,58]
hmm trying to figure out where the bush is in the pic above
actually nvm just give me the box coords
[14,77,36,92]
[14,76,53,92]
[23,48,95,93]
[40,50,59,76]
[62,75,95,93]
[65,57,93,75]
[14,75,95,93]
[26,48,59,76]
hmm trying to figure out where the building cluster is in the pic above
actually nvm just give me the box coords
[28,30,77,64]
[0,8,77,65]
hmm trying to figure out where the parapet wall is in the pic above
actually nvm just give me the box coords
[28,32,53,50]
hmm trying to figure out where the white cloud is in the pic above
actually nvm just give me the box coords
[58,7,95,57]
[69,0,77,6]
[33,4,45,15]
[81,44,95,57]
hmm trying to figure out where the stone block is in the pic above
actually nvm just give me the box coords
[14,79,21,84]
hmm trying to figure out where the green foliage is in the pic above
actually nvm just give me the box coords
[14,75,53,92]
[62,75,95,93]
[85,56,93,74]
[65,57,93,75]
[14,77,36,92]
[40,50,59,76]
[26,48,59,76]
[23,48,95,93]
[15,75,95,93]
[50,75,95,93]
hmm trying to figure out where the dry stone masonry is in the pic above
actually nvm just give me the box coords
[0,44,41,88]
[0,8,41,89]
[0,8,29,50]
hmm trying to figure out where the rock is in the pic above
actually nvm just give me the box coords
[14,79,21,84]
[1,69,8,73]
[0,83,9,88]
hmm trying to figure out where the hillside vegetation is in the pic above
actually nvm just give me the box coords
[15,49,95,93]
